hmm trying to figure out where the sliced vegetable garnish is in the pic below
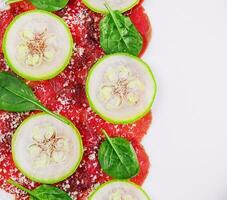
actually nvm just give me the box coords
[12,113,83,184]
[3,10,73,80]
[86,53,157,124]
[100,4,143,56]
[8,179,73,200]
[88,180,151,200]
[29,0,69,12]
[0,71,70,125]
[82,0,139,14]
[1,0,69,11]
[98,129,139,179]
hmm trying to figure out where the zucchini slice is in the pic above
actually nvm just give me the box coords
[3,10,73,81]
[86,53,157,124]
[89,180,151,200]
[12,113,83,184]
[82,0,139,14]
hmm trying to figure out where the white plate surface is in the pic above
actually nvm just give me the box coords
[142,0,227,199]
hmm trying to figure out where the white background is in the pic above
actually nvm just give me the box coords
[0,0,227,199]
[142,0,227,199]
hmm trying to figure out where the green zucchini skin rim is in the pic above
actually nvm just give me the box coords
[86,53,157,124]
[12,112,84,184]
[2,10,73,81]
[88,180,151,200]
[82,0,140,14]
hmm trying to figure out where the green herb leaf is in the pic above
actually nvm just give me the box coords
[0,72,70,125]
[31,185,72,200]
[100,3,143,56]
[29,0,69,11]
[5,0,69,11]
[7,179,72,200]
[0,72,39,112]
[98,129,140,179]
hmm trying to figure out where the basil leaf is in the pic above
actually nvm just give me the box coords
[7,180,72,200]
[100,4,143,56]
[29,0,69,11]
[98,129,140,179]
[0,72,39,112]
[0,72,70,125]
[31,185,72,200]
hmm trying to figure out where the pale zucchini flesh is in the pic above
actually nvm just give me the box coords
[3,10,73,81]
[12,113,83,184]
[89,180,151,200]
[82,0,139,14]
[86,53,157,124]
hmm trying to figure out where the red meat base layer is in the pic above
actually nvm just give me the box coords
[0,0,152,199]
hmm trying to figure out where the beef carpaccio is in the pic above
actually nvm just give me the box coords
[0,0,153,199]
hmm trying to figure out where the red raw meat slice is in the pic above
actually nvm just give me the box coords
[128,5,152,56]
[9,1,35,16]
[131,141,150,185]
[0,0,152,199]
[57,146,110,200]
[0,11,13,53]
[29,75,76,107]
[86,110,152,142]
[79,125,102,148]
[49,75,73,94]
[57,83,87,108]
[57,3,102,45]
[0,111,151,200]
[0,112,38,200]
[101,112,152,142]
[52,86,87,115]
[0,111,11,133]
[56,2,104,85]
[0,53,8,71]
[60,105,88,126]
[60,43,104,85]
[29,80,57,107]
[0,112,29,135]
[56,123,150,199]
